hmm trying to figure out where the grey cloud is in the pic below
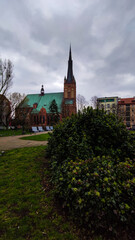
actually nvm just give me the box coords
[0,0,135,100]
[0,28,19,51]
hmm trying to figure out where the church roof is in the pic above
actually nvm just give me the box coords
[20,92,64,114]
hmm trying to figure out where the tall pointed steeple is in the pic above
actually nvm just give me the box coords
[69,44,72,61]
[66,45,74,83]
[63,46,76,117]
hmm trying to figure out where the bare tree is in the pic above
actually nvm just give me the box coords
[77,94,88,112]
[0,59,13,96]
[91,96,99,109]
[0,95,11,128]
[8,92,26,120]
[0,59,13,128]
[15,97,31,133]
[0,93,26,128]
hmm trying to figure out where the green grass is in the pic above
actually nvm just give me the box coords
[0,146,79,240]
[20,133,50,141]
[0,129,30,137]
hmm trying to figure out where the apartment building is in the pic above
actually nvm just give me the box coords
[118,98,135,129]
[97,97,118,114]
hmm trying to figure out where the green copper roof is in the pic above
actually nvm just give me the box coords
[21,92,64,114]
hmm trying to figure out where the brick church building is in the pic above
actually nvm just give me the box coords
[16,47,76,127]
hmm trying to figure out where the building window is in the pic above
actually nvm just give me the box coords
[34,116,36,124]
[43,116,45,123]
[126,104,130,111]
[65,89,67,98]
[47,116,50,125]
[126,122,130,127]
[126,117,130,121]
[33,103,37,109]
[107,104,110,108]
[99,99,104,103]
[126,111,130,116]
[106,99,114,102]
[40,116,42,123]
[71,88,74,98]
[68,91,71,98]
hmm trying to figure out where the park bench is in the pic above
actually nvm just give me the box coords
[38,126,44,132]
[32,126,39,133]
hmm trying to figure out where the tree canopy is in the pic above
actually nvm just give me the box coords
[49,99,59,125]
[47,107,134,162]
[49,99,58,114]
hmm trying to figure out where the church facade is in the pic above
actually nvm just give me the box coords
[16,47,76,127]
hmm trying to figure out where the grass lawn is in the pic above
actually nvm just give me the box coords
[0,129,31,137]
[20,133,50,141]
[0,146,79,240]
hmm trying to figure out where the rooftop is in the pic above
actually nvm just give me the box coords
[118,97,135,105]
[20,92,64,114]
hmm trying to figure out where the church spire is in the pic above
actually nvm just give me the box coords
[69,44,72,61]
[67,45,74,83]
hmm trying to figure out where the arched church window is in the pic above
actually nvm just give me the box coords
[43,116,45,123]
[65,88,67,98]
[40,116,42,123]
[34,116,36,124]
[47,116,50,125]
[71,88,74,98]
[68,91,71,98]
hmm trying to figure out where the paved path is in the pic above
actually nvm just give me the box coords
[0,132,48,150]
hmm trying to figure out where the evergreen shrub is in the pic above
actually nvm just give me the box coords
[46,107,134,162]
[46,107,135,234]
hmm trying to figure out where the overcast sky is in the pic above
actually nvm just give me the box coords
[0,0,135,102]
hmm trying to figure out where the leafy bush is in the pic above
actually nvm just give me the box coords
[51,156,135,233]
[46,107,134,162]
[46,107,135,235]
